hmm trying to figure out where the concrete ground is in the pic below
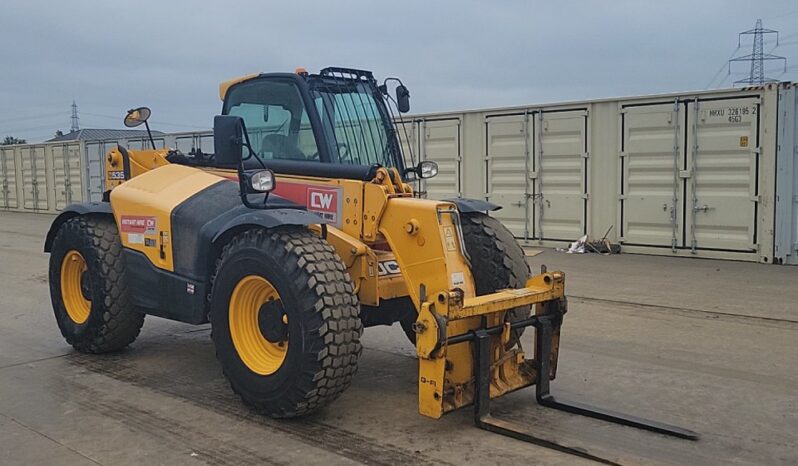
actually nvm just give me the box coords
[1,210,796,465]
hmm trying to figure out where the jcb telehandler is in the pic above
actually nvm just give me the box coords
[45,67,696,462]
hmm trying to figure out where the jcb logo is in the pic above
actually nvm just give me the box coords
[310,191,334,210]
[377,260,401,276]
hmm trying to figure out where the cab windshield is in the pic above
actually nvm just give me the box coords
[309,79,396,167]
[224,76,402,170]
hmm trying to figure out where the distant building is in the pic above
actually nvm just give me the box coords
[47,128,165,143]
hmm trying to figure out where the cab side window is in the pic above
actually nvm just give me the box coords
[225,80,319,161]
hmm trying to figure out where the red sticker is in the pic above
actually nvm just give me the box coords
[120,216,157,234]
[272,182,341,226]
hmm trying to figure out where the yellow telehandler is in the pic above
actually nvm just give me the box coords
[45,67,696,462]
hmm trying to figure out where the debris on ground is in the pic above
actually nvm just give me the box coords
[557,226,621,255]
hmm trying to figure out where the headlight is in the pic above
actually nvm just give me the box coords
[247,169,276,193]
[418,161,438,179]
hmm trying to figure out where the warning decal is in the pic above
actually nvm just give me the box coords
[120,216,157,235]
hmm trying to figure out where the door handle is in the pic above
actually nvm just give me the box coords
[693,204,714,213]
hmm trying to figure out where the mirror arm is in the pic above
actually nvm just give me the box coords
[143,120,156,150]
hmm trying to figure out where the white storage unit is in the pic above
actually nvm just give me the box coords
[420,118,461,200]
[6,83,798,265]
[126,138,166,150]
[620,102,683,248]
[84,141,110,202]
[686,97,760,252]
[405,83,794,263]
[537,110,588,241]
[173,132,214,155]
[19,146,49,211]
[51,144,83,210]
[621,96,762,253]
[485,114,529,237]
[396,118,461,201]
[485,110,588,240]
[0,147,18,209]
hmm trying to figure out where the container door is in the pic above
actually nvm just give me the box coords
[421,119,460,200]
[0,147,18,209]
[21,146,48,210]
[486,114,532,238]
[620,102,684,248]
[535,110,588,240]
[395,119,420,191]
[685,98,759,252]
[52,144,83,210]
[85,143,105,202]
[783,89,798,264]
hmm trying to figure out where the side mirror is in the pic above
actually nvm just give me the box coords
[214,115,245,166]
[396,85,410,113]
[124,107,151,128]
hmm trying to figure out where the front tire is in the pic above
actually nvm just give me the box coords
[460,212,531,346]
[48,215,145,353]
[210,227,362,418]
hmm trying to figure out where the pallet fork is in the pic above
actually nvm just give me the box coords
[444,278,699,463]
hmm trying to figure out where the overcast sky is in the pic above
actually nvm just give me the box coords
[1,0,797,142]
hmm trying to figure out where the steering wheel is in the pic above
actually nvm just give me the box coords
[335,143,350,162]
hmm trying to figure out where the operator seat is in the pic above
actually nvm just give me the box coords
[261,134,305,160]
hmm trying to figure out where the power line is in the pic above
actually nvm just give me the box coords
[81,111,209,129]
[706,45,741,89]
[0,112,69,125]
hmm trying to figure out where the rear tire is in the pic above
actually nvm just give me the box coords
[400,211,531,346]
[48,215,145,353]
[210,227,362,418]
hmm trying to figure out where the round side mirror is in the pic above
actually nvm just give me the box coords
[124,107,152,128]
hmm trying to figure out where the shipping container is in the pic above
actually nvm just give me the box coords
[4,83,796,265]
[403,82,794,263]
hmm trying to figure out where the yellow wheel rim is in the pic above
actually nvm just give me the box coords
[60,250,91,324]
[229,275,288,375]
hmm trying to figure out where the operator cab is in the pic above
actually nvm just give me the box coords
[217,67,433,182]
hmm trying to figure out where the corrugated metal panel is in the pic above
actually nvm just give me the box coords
[0,147,18,209]
[537,110,588,240]
[620,102,683,248]
[395,119,420,192]
[51,144,83,210]
[421,118,460,200]
[775,86,798,264]
[396,119,418,162]
[486,114,530,237]
[85,142,109,202]
[126,138,166,150]
[20,146,48,210]
[686,97,759,252]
